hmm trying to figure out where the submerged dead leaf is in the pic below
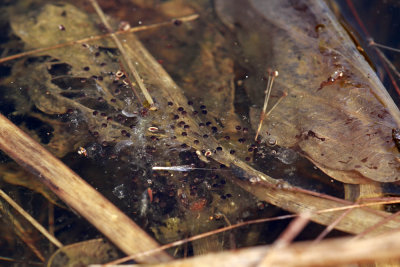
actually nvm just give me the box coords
[216,0,400,184]
[47,238,120,267]
[0,163,60,206]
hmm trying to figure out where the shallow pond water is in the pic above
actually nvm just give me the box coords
[0,0,399,265]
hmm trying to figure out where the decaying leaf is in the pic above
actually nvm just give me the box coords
[0,163,60,205]
[47,238,120,267]
[216,0,400,184]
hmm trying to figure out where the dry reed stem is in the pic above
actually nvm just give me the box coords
[0,189,63,248]
[0,114,171,263]
[97,228,400,267]
[313,206,353,243]
[89,0,156,109]
[106,214,297,265]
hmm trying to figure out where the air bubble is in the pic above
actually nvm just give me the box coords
[114,140,133,153]
[276,148,298,165]
[112,184,126,199]
[122,97,136,117]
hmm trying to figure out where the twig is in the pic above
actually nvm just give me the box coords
[0,189,63,248]
[372,43,400,80]
[0,14,199,64]
[272,212,311,249]
[94,229,400,267]
[316,198,400,213]
[105,214,297,265]
[352,210,400,240]
[48,202,55,254]
[89,0,156,110]
[0,200,45,261]
[0,256,42,266]
[257,212,311,267]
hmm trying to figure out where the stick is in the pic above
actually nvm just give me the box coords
[0,114,171,263]
[101,229,400,267]
[257,212,311,267]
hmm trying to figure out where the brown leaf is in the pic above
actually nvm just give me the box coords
[216,0,400,184]
[0,163,60,206]
[47,238,120,267]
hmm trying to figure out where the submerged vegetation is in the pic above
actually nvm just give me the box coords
[0,0,400,266]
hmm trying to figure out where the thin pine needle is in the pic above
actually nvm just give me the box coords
[273,212,311,249]
[314,207,354,243]
[352,210,400,241]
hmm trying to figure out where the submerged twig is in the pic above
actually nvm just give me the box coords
[99,229,400,267]
[0,198,45,261]
[0,189,63,248]
[257,212,311,267]
[345,0,400,96]
[313,206,354,243]
[352,210,400,241]
[372,44,400,80]
[89,0,156,110]
[273,212,311,249]
[0,256,42,266]
[104,195,400,266]
[369,40,400,54]
[105,214,297,266]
